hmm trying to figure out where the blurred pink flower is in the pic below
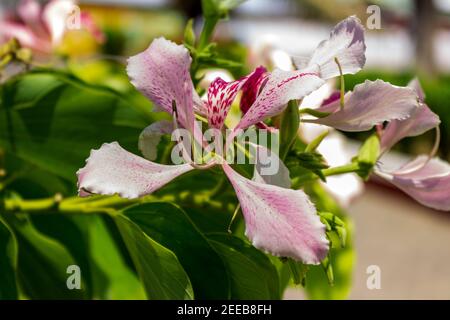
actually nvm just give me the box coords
[0,0,104,53]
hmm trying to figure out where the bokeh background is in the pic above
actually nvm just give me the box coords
[1,0,449,299]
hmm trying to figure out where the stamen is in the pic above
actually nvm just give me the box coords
[334,57,345,109]
[171,99,218,170]
[228,203,241,233]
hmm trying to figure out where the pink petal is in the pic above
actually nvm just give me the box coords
[138,120,174,160]
[18,0,42,26]
[306,80,419,132]
[127,37,195,132]
[207,76,247,129]
[408,78,425,101]
[240,66,267,114]
[193,90,207,116]
[77,142,194,199]
[222,163,329,264]
[42,0,75,45]
[80,12,105,43]
[379,105,440,152]
[376,156,450,211]
[235,69,324,130]
[0,21,52,53]
[300,16,366,79]
[315,90,341,113]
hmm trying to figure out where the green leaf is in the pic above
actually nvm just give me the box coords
[0,218,18,299]
[291,151,329,181]
[207,233,280,299]
[114,214,193,300]
[356,134,380,180]
[78,215,145,300]
[122,202,230,299]
[31,213,145,299]
[305,130,329,152]
[31,214,96,298]
[4,214,85,299]
[0,70,152,182]
[183,19,196,48]
[286,259,308,287]
[319,211,347,247]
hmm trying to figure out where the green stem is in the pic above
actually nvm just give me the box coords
[198,17,219,50]
[3,195,149,215]
[322,162,359,177]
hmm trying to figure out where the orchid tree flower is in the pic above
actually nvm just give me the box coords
[293,16,366,80]
[294,16,421,133]
[0,0,104,54]
[77,37,330,264]
[374,79,450,211]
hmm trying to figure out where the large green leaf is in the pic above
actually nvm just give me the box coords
[30,213,145,299]
[79,214,145,299]
[4,214,85,299]
[122,202,230,299]
[0,69,153,182]
[207,233,280,299]
[0,218,18,299]
[115,214,193,300]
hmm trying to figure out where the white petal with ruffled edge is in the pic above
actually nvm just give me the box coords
[127,37,195,131]
[222,163,329,264]
[77,142,193,199]
[301,16,366,79]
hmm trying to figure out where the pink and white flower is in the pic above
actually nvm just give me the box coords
[78,37,330,264]
[0,0,104,53]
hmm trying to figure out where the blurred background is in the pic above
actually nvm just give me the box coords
[1,0,449,299]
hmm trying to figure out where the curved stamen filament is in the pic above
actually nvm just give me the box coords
[334,57,345,109]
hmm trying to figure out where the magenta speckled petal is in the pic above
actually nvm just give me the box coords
[236,69,324,130]
[307,80,419,132]
[240,66,267,114]
[376,156,450,211]
[77,142,193,199]
[127,37,195,131]
[222,163,329,264]
[207,76,248,129]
